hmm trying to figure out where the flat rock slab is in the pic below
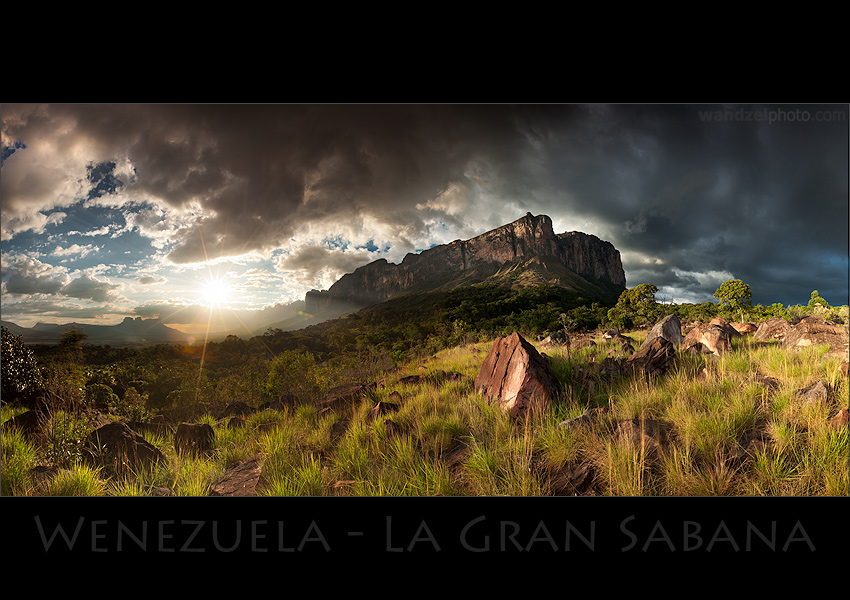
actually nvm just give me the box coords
[209,453,267,496]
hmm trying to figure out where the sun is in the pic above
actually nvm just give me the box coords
[198,276,232,308]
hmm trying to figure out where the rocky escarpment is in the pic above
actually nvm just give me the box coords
[305,213,626,315]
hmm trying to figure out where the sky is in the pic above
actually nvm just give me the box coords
[1,103,848,334]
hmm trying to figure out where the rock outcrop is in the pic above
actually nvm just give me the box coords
[305,213,626,315]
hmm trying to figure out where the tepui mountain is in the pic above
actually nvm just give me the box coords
[304,213,626,318]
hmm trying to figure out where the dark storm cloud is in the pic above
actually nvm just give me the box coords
[2,103,847,315]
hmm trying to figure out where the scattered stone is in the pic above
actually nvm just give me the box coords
[571,338,597,351]
[216,401,254,419]
[318,382,376,412]
[821,343,849,363]
[367,401,400,422]
[209,453,267,496]
[329,419,349,442]
[753,373,782,392]
[83,421,167,475]
[728,431,768,463]
[783,318,849,351]
[126,419,171,437]
[28,465,61,492]
[682,323,732,356]
[710,317,742,339]
[796,380,829,407]
[559,413,593,430]
[441,441,471,469]
[228,416,247,428]
[732,322,758,334]
[615,418,673,455]
[258,394,299,411]
[541,330,570,348]
[2,410,43,441]
[611,334,636,355]
[143,485,175,496]
[625,336,676,376]
[547,461,594,496]
[474,332,560,418]
[828,408,849,429]
[642,314,683,348]
[558,408,606,430]
[753,317,792,343]
[173,422,215,457]
[602,329,621,339]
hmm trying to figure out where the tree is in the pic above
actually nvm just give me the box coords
[608,283,660,328]
[1,326,46,407]
[807,290,830,309]
[713,279,752,321]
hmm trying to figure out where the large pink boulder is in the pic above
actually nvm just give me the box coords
[474,332,559,418]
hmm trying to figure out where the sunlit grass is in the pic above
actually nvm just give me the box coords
[7,329,846,497]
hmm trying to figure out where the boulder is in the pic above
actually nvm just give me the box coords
[2,410,43,442]
[615,418,673,456]
[822,343,850,363]
[547,461,595,496]
[642,314,683,348]
[228,416,247,428]
[318,382,376,412]
[681,323,732,356]
[216,401,254,419]
[783,318,850,351]
[367,401,401,422]
[571,338,597,351]
[611,334,636,355]
[540,330,570,348]
[709,317,742,339]
[126,418,170,437]
[731,322,758,334]
[173,422,215,457]
[625,336,676,376]
[474,332,560,418]
[828,409,849,429]
[258,394,299,411]
[796,380,829,407]
[753,317,791,343]
[83,421,167,475]
[209,453,267,496]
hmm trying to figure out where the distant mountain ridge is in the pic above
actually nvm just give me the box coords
[1,317,186,346]
[305,213,626,316]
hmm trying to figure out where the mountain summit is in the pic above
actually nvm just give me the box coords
[305,213,626,317]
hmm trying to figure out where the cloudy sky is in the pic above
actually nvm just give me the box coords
[1,103,847,333]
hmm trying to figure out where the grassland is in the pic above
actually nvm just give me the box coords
[3,329,847,497]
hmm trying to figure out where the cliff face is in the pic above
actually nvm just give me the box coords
[305,213,626,315]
